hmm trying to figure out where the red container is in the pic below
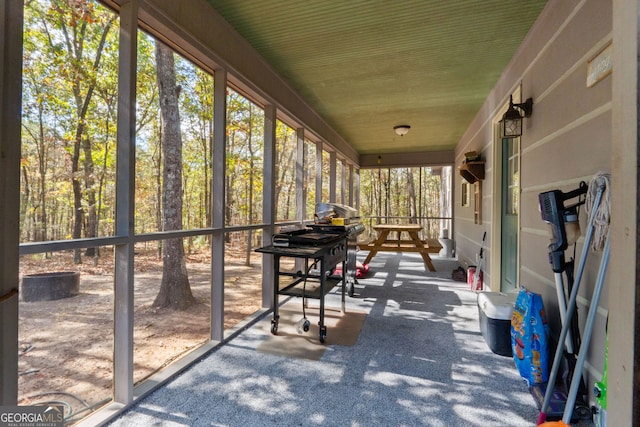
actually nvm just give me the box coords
[467,266,483,291]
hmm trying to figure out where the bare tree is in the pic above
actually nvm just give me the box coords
[152,41,195,310]
[406,168,417,223]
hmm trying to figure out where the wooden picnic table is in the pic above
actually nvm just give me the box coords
[357,223,442,271]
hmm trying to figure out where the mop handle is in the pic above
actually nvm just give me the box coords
[562,234,610,423]
[538,182,605,421]
[474,231,486,285]
[553,272,574,353]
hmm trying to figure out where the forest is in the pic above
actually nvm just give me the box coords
[15,2,451,415]
[20,0,309,245]
[19,0,449,259]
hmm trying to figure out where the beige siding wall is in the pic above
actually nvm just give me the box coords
[608,0,637,423]
[454,0,613,406]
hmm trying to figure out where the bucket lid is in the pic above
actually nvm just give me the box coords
[477,291,516,319]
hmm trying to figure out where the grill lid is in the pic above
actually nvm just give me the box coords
[308,222,364,234]
[315,203,359,224]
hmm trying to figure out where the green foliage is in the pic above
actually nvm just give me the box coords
[21,0,119,242]
[19,0,361,250]
[275,121,296,222]
[225,89,264,226]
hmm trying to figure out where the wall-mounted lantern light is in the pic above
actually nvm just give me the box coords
[500,95,533,138]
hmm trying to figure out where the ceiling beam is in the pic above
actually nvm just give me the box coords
[359,150,454,169]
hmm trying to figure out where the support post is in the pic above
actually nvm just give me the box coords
[113,0,138,404]
[0,0,24,406]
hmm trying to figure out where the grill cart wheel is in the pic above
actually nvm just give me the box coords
[319,325,327,343]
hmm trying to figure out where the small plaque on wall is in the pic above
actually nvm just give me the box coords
[587,43,612,88]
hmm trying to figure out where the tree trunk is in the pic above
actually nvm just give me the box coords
[83,135,97,257]
[155,119,163,257]
[57,11,114,263]
[72,128,84,264]
[201,131,211,231]
[21,164,31,241]
[152,40,195,310]
[407,169,417,224]
[36,103,47,242]
[225,134,235,242]
[94,132,112,261]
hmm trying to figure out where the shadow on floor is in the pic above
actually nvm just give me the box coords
[107,253,545,427]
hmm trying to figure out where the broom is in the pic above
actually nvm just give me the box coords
[473,231,486,291]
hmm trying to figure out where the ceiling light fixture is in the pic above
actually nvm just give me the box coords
[394,125,411,136]
[500,95,533,138]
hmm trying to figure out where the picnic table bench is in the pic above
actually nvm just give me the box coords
[357,223,442,271]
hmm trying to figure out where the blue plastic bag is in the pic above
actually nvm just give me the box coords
[510,287,550,386]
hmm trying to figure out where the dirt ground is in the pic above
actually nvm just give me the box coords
[17,246,267,424]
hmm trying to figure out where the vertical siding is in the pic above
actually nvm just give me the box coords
[608,0,638,423]
[454,0,612,405]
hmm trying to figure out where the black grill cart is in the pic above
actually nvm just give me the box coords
[310,203,364,297]
[256,231,347,343]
